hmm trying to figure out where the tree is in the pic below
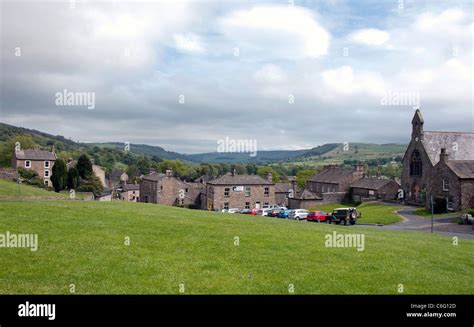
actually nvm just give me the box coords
[67,167,80,190]
[296,169,316,189]
[51,159,68,192]
[256,166,280,183]
[77,154,93,178]
[0,135,36,167]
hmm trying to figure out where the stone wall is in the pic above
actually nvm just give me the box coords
[206,184,275,210]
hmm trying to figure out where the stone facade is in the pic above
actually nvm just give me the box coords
[307,164,365,195]
[140,169,204,208]
[118,183,140,202]
[427,150,474,211]
[350,178,400,202]
[205,173,275,210]
[12,148,56,187]
[401,109,474,209]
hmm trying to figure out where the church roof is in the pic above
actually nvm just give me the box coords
[421,131,474,166]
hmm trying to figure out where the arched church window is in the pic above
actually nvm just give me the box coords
[410,150,422,176]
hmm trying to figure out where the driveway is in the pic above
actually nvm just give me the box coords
[355,203,474,240]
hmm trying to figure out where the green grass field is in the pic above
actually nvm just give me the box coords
[413,207,470,218]
[0,179,90,199]
[309,202,402,225]
[0,200,472,294]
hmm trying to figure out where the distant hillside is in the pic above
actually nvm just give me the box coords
[0,122,407,165]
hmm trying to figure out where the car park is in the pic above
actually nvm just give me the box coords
[307,211,331,222]
[227,208,240,214]
[257,209,272,216]
[327,207,360,225]
[289,209,309,220]
[268,209,281,217]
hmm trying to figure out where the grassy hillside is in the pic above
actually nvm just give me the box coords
[0,179,90,199]
[0,200,472,294]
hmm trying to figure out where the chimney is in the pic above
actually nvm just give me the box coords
[440,148,448,164]
[266,172,273,182]
[232,169,236,176]
[165,168,173,177]
[51,145,56,153]
[377,166,382,178]
[354,162,364,172]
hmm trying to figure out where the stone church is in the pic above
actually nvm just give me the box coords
[401,109,474,211]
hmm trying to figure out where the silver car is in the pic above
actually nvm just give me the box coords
[289,209,309,220]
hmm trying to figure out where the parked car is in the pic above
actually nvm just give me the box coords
[257,209,272,216]
[240,209,252,214]
[328,207,360,225]
[268,209,281,217]
[289,209,309,220]
[277,209,291,219]
[307,211,331,222]
[227,208,240,214]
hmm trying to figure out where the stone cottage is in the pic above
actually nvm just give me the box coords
[205,172,275,210]
[12,147,57,187]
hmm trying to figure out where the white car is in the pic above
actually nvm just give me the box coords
[257,209,273,216]
[262,204,280,209]
[227,208,240,214]
[289,209,309,220]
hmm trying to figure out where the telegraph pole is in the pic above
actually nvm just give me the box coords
[430,195,434,233]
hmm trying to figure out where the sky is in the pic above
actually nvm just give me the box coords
[0,0,473,153]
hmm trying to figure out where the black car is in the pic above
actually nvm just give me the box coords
[327,207,360,225]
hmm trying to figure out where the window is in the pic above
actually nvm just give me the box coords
[224,202,229,210]
[25,160,31,168]
[185,188,188,193]
[322,185,326,193]
[442,179,449,191]
[224,188,230,197]
[264,187,269,196]
[264,202,269,207]
[44,161,50,168]
[368,190,375,196]
[44,170,50,178]
[44,180,48,186]
[410,150,422,176]
[245,202,250,209]
[245,187,251,197]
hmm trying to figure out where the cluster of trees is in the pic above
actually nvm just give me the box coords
[51,154,103,194]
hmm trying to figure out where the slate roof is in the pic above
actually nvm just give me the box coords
[421,131,474,166]
[207,174,273,185]
[122,183,140,191]
[351,178,399,190]
[275,182,292,193]
[446,160,474,179]
[142,173,165,182]
[15,149,56,161]
[109,171,127,179]
[298,189,322,200]
[308,166,354,184]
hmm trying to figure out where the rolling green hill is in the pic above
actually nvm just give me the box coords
[0,200,472,294]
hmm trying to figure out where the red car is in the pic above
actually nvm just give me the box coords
[307,211,330,222]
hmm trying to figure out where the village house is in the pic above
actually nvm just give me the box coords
[307,164,365,194]
[12,147,57,187]
[289,164,365,209]
[350,178,400,202]
[426,149,474,211]
[107,171,128,190]
[274,182,300,207]
[205,171,275,210]
[401,109,474,210]
[140,169,204,208]
[118,183,140,202]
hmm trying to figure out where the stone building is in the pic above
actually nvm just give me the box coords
[274,182,298,207]
[427,149,474,211]
[307,164,365,194]
[107,171,128,190]
[205,172,275,210]
[401,109,474,207]
[350,178,400,202]
[118,183,140,202]
[140,169,204,208]
[12,148,57,187]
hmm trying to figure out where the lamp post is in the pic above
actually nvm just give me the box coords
[17,173,21,197]
[430,195,434,233]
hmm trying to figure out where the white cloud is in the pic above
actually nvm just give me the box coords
[350,28,390,46]
[220,5,330,59]
[253,64,286,83]
[321,66,385,96]
[173,33,206,54]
